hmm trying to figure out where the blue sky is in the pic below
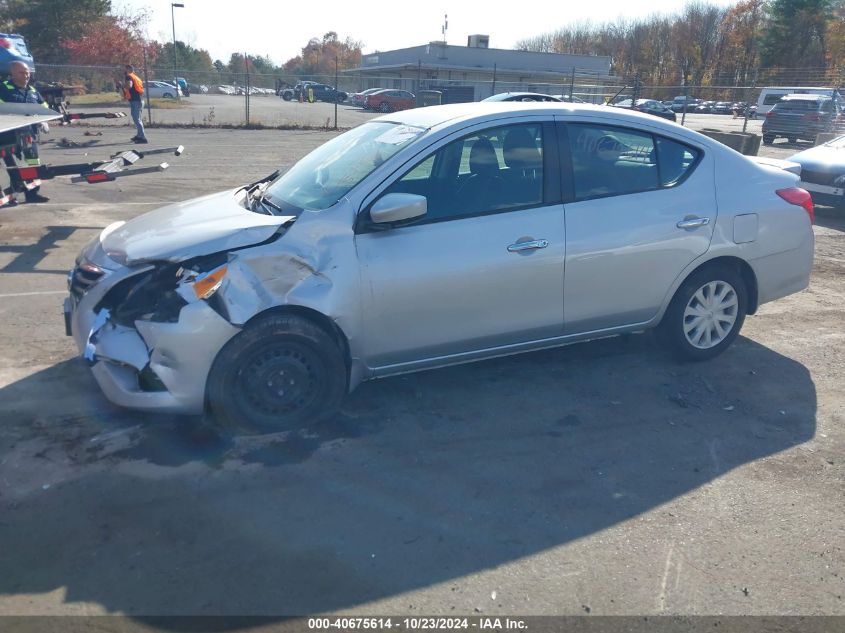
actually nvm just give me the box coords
[116,0,739,65]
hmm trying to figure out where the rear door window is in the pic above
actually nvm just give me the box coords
[566,124,701,199]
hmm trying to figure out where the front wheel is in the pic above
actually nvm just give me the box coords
[207,314,347,434]
[378,101,391,113]
[162,92,173,99]
[659,267,747,361]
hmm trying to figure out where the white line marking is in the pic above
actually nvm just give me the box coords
[0,290,66,298]
[657,541,675,612]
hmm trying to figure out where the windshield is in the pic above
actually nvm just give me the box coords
[265,121,427,211]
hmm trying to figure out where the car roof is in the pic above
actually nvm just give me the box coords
[373,102,705,141]
[483,92,560,102]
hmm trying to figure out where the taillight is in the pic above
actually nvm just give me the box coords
[766,111,776,118]
[777,187,814,224]
[0,38,10,49]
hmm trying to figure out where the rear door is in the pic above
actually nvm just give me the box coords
[558,121,716,334]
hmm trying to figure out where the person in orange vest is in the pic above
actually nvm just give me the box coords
[122,64,147,144]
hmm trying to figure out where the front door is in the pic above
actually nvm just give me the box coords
[356,121,566,371]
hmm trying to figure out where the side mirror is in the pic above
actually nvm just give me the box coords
[370,193,427,224]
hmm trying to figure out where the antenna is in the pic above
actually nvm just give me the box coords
[441,13,448,43]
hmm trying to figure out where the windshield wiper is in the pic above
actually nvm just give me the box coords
[253,191,284,215]
[237,169,281,195]
[237,169,281,211]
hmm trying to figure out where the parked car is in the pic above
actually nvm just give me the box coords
[558,94,586,103]
[788,134,845,209]
[671,96,702,113]
[283,83,347,102]
[762,94,843,145]
[280,81,317,100]
[173,77,189,96]
[711,101,734,115]
[611,98,677,122]
[694,101,715,113]
[731,102,757,119]
[0,33,33,74]
[365,89,415,112]
[147,81,182,99]
[483,92,562,102]
[65,102,815,434]
[349,88,383,107]
[216,85,236,95]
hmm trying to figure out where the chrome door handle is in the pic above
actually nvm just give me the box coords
[508,239,549,253]
[676,217,710,230]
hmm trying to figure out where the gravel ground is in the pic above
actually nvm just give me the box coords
[0,119,842,623]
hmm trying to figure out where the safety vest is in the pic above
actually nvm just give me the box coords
[0,80,48,107]
[123,72,144,100]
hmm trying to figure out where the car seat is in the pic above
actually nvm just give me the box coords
[502,127,542,205]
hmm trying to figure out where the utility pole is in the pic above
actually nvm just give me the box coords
[334,55,338,130]
[170,3,184,100]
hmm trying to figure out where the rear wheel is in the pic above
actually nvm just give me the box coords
[207,314,347,434]
[659,266,747,361]
[762,133,775,145]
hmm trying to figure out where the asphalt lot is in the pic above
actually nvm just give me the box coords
[0,116,843,621]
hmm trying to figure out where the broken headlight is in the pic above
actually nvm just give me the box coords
[97,253,229,326]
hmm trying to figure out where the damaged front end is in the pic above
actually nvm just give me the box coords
[71,252,243,414]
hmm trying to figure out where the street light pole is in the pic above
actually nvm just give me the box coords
[171,3,184,100]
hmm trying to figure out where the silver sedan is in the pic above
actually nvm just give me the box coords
[65,102,815,433]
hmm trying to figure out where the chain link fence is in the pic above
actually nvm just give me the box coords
[30,63,844,130]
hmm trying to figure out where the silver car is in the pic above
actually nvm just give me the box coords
[65,103,815,433]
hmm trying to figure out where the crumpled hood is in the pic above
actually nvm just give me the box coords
[101,189,293,265]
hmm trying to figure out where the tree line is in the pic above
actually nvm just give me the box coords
[1,0,841,91]
[516,0,845,88]
[0,0,361,88]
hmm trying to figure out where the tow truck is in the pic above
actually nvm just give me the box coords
[0,102,183,205]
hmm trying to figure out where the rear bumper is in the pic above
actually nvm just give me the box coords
[751,231,815,306]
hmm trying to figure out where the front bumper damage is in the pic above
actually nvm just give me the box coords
[66,251,240,414]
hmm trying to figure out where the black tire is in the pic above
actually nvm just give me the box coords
[162,92,173,99]
[207,313,347,434]
[378,101,391,113]
[762,133,775,145]
[659,265,747,362]
[788,136,797,144]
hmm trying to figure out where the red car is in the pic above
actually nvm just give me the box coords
[365,89,415,113]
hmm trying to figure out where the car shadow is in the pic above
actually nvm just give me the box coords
[0,334,816,621]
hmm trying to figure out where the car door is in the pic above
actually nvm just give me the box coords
[559,121,716,334]
[356,120,566,371]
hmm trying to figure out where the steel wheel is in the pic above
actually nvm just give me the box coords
[235,342,321,417]
[682,280,739,349]
[207,314,347,434]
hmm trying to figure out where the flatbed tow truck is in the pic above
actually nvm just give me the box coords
[0,102,183,205]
